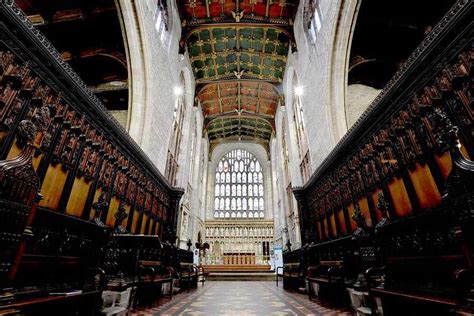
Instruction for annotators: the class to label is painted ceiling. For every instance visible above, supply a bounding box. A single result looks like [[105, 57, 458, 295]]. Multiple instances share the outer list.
[[198, 81, 280, 120], [186, 25, 290, 83], [178, 0, 298, 147], [179, 0, 297, 26]]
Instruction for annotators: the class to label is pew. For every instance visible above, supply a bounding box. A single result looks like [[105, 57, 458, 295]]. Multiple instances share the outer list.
[[108, 235, 173, 306], [282, 247, 306, 291], [0, 3, 191, 314], [283, 262, 301, 291], [178, 263, 198, 292], [306, 236, 355, 304], [0, 109, 109, 315], [368, 208, 473, 315]]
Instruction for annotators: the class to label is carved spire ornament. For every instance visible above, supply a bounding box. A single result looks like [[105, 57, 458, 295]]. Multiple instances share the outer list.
[[113, 200, 128, 234], [375, 192, 390, 233], [352, 204, 370, 239], [92, 192, 108, 227]]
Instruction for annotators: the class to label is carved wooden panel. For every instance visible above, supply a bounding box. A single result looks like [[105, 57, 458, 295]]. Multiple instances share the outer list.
[[0, 21, 180, 241], [296, 44, 473, 244]]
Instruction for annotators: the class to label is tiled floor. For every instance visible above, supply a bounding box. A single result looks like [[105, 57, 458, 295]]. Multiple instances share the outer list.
[[130, 281, 355, 316]]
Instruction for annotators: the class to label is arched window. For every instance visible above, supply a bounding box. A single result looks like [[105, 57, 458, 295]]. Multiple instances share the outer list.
[[165, 73, 186, 185], [292, 75, 311, 182], [214, 149, 265, 219], [154, 0, 169, 42], [304, 0, 322, 44]]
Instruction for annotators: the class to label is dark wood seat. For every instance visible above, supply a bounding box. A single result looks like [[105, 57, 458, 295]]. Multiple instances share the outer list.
[[367, 209, 474, 315], [196, 265, 207, 287], [178, 262, 198, 291], [307, 260, 346, 299], [138, 260, 173, 300], [282, 262, 301, 290]]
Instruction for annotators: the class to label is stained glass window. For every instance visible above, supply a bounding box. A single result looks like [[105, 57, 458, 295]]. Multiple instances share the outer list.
[[213, 149, 265, 219]]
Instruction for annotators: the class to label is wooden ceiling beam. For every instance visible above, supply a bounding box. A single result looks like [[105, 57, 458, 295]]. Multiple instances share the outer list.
[[26, 6, 116, 26]]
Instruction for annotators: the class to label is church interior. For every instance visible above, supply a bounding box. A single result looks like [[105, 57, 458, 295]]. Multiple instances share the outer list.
[[0, 0, 472, 315]]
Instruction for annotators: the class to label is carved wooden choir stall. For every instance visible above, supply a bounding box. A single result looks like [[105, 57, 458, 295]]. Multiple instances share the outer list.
[[0, 2, 193, 315], [283, 1, 473, 315]]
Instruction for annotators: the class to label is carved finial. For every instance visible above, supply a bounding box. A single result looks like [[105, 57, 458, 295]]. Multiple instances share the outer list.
[[375, 192, 390, 232], [33, 106, 51, 132], [114, 200, 128, 234], [16, 120, 37, 147], [352, 204, 365, 227], [187, 239, 193, 251], [433, 109, 474, 202], [433, 107, 459, 153], [92, 192, 108, 227], [352, 204, 369, 239], [285, 238, 292, 252]]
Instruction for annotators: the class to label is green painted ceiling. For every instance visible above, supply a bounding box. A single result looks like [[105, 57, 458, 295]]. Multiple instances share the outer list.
[[178, 0, 298, 147], [186, 25, 290, 84]]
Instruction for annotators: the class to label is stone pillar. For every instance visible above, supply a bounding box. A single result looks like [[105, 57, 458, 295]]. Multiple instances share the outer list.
[[292, 186, 307, 246], [169, 187, 185, 245]]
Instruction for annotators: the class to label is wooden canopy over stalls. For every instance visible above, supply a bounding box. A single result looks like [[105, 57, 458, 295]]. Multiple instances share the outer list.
[[0, 0, 183, 242], [0, 2, 195, 313]]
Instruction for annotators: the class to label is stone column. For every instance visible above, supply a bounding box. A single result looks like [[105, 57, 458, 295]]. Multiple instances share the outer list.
[[169, 187, 185, 245], [292, 186, 307, 246]]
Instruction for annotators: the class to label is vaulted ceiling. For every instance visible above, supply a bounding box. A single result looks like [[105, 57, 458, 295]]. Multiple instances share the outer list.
[[199, 80, 280, 146], [178, 0, 298, 149]]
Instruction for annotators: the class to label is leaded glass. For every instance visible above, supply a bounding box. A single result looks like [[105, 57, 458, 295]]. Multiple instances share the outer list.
[[213, 149, 265, 218]]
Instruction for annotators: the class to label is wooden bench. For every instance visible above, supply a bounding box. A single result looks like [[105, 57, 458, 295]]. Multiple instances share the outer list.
[[138, 260, 173, 304], [367, 209, 474, 315], [307, 260, 346, 300], [283, 262, 301, 290], [104, 235, 174, 307], [276, 266, 284, 286], [178, 262, 198, 292], [196, 265, 207, 286]]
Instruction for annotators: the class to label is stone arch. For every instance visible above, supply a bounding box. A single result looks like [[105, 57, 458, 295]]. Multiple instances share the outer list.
[[116, 0, 147, 142], [328, 0, 362, 141]]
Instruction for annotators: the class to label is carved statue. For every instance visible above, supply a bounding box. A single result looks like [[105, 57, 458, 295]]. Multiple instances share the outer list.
[[113, 201, 128, 234], [91, 192, 108, 227]]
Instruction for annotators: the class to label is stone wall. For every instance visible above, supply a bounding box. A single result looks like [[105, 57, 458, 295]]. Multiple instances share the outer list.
[[118, 0, 208, 248], [346, 84, 381, 127], [271, 0, 361, 249], [118, 0, 195, 174]]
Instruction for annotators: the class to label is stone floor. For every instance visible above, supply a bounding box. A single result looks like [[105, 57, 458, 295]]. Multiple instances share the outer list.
[[130, 281, 355, 316]]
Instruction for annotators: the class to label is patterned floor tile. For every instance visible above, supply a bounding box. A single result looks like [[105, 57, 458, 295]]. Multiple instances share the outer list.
[[129, 281, 355, 316]]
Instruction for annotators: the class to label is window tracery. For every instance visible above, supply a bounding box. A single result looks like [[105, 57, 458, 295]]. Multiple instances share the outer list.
[[292, 77, 311, 182], [154, 0, 169, 42], [304, 0, 322, 44], [214, 149, 265, 219], [165, 73, 185, 185]]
